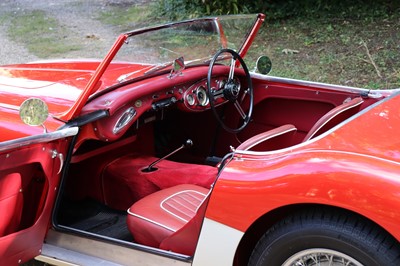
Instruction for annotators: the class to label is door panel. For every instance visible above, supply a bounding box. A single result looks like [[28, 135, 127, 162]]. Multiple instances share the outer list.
[[0, 127, 78, 265]]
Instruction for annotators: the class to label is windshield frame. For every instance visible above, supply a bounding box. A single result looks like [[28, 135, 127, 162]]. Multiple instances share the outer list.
[[55, 13, 265, 122]]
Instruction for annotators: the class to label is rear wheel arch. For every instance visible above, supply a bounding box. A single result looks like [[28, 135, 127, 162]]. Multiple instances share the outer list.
[[233, 204, 400, 265]]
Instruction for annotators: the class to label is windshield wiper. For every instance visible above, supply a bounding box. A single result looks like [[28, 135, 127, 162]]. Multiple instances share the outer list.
[[117, 68, 152, 83], [185, 56, 213, 66], [144, 61, 174, 75]]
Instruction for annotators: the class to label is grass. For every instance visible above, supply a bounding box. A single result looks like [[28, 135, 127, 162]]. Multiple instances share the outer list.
[[6, 10, 81, 58], [97, 3, 155, 31], [244, 14, 400, 89]]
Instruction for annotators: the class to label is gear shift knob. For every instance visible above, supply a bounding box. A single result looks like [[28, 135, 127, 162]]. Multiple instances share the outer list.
[[184, 139, 193, 148]]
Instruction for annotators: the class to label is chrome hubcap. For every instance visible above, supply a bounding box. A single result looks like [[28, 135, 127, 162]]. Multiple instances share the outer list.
[[283, 248, 364, 266]]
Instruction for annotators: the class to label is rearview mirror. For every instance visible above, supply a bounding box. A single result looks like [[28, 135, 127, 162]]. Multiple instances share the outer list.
[[169, 57, 185, 79], [256, 55, 272, 75], [19, 98, 49, 128]]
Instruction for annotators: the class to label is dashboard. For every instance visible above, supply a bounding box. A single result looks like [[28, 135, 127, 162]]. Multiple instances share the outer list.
[[91, 74, 240, 142]]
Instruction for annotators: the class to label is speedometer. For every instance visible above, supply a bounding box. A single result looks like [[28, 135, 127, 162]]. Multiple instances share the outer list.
[[196, 86, 209, 106]]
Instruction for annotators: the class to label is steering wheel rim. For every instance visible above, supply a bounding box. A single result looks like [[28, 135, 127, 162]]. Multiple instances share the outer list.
[[207, 48, 253, 133]]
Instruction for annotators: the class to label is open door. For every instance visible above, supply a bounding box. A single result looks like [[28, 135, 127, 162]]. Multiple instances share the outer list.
[[0, 127, 78, 265]]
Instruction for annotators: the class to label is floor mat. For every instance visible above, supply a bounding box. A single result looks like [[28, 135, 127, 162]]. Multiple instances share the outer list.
[[59, 199, 133, 242]]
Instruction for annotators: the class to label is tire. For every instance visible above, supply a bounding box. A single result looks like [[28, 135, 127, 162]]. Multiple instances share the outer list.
[[248, 208, 400, 266]]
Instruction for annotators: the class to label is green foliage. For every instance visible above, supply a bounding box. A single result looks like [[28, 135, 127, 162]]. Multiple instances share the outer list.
[[155, 0, 247, 20], [155, 0, 400, 21], [254, 0, 399, 20], [7, 10, 81, 57]]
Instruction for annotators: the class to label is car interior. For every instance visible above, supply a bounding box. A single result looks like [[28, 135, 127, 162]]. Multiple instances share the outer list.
[[51, 63, 382, 257]]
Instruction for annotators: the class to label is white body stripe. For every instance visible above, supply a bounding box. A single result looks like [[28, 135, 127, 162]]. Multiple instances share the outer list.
[[193, 218, 244, 266]]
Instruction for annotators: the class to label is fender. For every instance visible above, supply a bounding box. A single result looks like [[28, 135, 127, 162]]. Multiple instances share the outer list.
[[206, 149, 400, 239]]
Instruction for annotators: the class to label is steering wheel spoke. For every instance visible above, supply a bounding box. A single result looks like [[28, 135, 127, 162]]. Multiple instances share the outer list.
[[228, 57, 236, 80], [240, 88, 250, 103], [234, 100, 247, 119], [207, 48, 253, 133]]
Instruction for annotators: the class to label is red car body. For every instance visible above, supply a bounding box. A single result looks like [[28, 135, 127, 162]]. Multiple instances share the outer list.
[[0, 14, 400, 265]]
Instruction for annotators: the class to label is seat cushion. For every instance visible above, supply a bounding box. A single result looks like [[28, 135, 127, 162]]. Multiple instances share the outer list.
[[103, 154, 216, 210], [127, 184, 209, 250]]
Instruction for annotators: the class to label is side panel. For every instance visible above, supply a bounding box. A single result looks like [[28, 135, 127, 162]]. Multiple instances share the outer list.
[[0, 128, 77, 265], [192, 218, 243, 266]]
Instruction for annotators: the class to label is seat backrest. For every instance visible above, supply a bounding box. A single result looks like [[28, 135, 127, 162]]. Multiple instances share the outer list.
[[303, 97, 364, 142], [236, 124, 297, 151], [159, 190, 210, 256]]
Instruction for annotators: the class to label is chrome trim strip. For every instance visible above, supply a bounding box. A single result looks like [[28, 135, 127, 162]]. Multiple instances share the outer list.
[[0, 127, 78, 152], [251, 73, 400, 96], [0, 102, 20, 111]]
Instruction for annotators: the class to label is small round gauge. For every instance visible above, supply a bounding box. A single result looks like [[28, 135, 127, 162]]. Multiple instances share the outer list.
[[196, 86, 209, 106], [186, 93, 195, 106]]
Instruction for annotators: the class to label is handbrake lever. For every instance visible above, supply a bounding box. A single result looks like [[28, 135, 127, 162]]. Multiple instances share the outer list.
[[143, 139, 193, 172]]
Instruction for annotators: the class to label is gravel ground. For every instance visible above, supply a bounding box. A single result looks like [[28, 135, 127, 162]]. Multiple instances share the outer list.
[[0, 0, 142, 65]]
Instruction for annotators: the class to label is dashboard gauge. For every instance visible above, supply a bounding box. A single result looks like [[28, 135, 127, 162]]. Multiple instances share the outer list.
[[196, 86, 209, 106], [186, 93, 195, 106]]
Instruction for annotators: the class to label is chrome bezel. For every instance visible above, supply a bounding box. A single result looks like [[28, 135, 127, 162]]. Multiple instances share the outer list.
[[196, 86, 209, 106], [113, 107, 136, 134], [186, 93, 195, 106]]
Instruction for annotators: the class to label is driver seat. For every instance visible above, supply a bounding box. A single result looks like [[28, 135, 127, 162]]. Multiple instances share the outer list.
[[126, 184, 210, 255]]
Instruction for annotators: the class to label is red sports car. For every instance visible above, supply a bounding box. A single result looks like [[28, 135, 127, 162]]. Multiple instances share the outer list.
[[1, 14, 400, 266]]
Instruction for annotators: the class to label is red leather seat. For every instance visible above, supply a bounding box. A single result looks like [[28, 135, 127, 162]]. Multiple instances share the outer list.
[[303, 97, 364, 141], [236, 124, 297, 151], [127, 184, 210, 255]]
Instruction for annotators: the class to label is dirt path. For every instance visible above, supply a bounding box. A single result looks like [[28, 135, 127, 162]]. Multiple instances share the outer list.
[[0, 0, 139, 65]]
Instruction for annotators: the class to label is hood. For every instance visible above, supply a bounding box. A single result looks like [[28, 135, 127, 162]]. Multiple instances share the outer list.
[[0, 59, 152, 114], [0, 60, 100, 113], [0, 59, 150, 141]]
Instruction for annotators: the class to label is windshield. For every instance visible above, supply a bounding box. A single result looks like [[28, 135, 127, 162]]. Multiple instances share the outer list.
[[111, 14, 258, 70], [57, 14, 264, 121]]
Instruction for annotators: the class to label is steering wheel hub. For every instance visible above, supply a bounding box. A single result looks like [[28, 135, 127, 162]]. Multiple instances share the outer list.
[[223, 79, 240, 102]]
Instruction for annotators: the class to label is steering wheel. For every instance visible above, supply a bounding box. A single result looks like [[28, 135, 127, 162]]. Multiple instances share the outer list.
[[207, 48, 253, 133]]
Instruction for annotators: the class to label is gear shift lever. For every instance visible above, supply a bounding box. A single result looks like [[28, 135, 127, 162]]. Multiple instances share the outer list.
[[143, 139, 193, 172]]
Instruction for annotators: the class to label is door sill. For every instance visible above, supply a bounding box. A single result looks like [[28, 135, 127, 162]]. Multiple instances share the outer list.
[[40, 229, 191, 266]]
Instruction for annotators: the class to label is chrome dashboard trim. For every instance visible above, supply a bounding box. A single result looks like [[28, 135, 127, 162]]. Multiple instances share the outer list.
[[0, 127, 78, 152], [112, 107, 136, 134]]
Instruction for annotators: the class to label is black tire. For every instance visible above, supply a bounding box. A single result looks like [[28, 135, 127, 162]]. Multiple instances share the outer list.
[[248, 208, 400, 266]]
